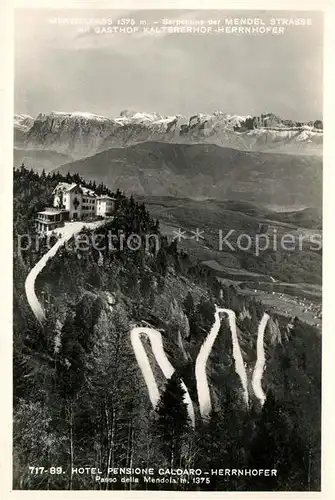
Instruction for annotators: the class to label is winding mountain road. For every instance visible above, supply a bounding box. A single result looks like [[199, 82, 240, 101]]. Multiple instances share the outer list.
[[251, 313, 270, 406], [130, 327, 195, 427], [25, 237, 65, 322], [25, 222, 270, 424], [25, 221, 104, 323], [195, 306, 249, 420]]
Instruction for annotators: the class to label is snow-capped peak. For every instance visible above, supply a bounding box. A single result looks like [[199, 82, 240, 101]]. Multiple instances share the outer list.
[[14, 113, 34, 131], [14, 109, 323, 158], [36, 111, 111, 123]]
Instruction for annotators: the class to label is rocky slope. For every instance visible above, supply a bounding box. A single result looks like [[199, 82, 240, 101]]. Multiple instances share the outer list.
[[14, 110, 323, 159], [14, 113, 34, 132], [14, 113, 35, 147]]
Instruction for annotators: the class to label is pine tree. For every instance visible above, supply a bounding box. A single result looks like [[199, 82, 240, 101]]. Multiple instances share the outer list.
[[247, 389, 308, 490], [183, 292, 194, 317], [154, 374, 192, 469]]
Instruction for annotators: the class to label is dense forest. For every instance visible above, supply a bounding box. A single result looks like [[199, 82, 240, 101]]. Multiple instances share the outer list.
[[13, 166, 321, 491]]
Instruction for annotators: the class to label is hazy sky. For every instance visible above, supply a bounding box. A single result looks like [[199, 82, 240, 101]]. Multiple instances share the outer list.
[[14, 9, 323, 121]]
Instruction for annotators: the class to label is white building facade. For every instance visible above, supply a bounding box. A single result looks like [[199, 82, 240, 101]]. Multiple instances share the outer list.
[[96, 196, 116, 217], [53, 183, 83, 220], [52, 182, 116, 220], [81, 187, 97, 218]]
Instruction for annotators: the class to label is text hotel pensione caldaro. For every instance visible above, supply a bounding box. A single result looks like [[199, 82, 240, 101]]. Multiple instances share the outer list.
[[28, 466, 278, 486], [69, 467, 278, 476]]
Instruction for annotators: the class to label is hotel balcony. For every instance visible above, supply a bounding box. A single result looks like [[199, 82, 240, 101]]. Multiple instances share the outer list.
[[35, 208, 69, 233]]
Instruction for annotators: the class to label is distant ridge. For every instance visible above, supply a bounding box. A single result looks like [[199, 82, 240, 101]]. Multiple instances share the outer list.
[[54, 141, 322, 209], [14, 110, 323, 159]]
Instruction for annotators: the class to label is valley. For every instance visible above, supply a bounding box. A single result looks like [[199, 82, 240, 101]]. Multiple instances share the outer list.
[[141, 196, 322, 329]]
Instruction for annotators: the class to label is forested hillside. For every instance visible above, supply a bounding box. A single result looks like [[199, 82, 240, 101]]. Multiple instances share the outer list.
[[13, 167, 321, 491]]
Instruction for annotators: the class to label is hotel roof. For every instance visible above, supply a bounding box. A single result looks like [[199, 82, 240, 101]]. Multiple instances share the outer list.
[[52, 182, 81, 194], [37, 208, 68, 216], [81, 186, 97, 197], [97, 195, 116, 200]]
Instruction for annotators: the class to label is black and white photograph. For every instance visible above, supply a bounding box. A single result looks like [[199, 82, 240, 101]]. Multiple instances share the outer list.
[[11, 3, 324, 492]]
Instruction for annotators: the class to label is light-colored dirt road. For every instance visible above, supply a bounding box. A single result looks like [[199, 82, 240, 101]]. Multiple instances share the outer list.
[[251, 313, 270, 407], [195, 306, 249, 420], [130, 326, 195, 427], [25, 221, 105, 323]]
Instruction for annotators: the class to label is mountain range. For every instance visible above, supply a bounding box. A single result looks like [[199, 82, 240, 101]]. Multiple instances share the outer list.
[[14, 110, 323, 172]]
